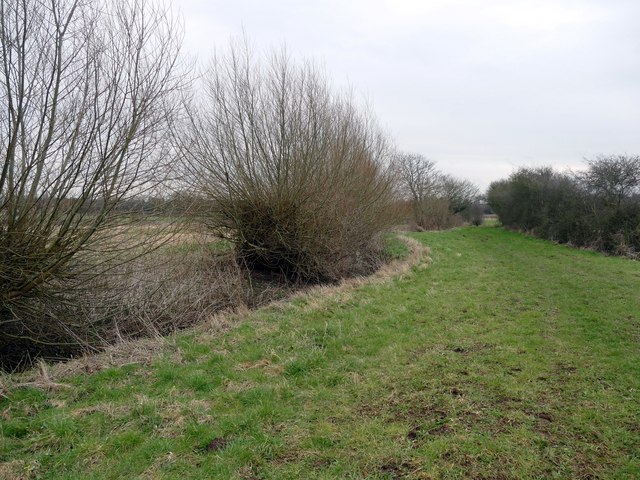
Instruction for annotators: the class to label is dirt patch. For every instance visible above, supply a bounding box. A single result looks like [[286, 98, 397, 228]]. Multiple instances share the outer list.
[[0, 460, 35, 480], [448, 342, 492, 355], [376, 459, 433, 479], [523, 409, 556, 438], [448, 387, 464, 397], [224, 379, 257, 393], [407, 425, 421, 441], [407, 421, 453, 446], [236, 358, 283, 377], [70, 402, 132, 419], [312, 458, 332, 469], [535, 412, 554, 423], [204, 437, 229, 452], [379, 460, 414, 479]]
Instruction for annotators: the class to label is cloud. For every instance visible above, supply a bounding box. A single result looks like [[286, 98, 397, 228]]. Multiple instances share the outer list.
[[178, 0, 640, 190]]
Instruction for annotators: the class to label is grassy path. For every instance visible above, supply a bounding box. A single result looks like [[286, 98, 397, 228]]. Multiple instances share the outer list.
[[1, 227, 639, 479]]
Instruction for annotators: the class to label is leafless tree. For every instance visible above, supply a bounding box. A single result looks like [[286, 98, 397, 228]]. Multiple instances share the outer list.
[[395, 153, 440, 205], [177, 42, 397, 282], [394, 152, 479, 228], [1, 0, 184, 364], [580, 155, 640, 207]]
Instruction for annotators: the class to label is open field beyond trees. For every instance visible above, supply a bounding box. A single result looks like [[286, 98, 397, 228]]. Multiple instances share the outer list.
[[1, 227, 639, 479]]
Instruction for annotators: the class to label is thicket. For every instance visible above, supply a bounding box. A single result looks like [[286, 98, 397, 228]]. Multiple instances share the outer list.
[[487, 156, 640, 257], [395, 153, 480, 230], [178, 44, 398, 283], [0, 0, 188, 368]]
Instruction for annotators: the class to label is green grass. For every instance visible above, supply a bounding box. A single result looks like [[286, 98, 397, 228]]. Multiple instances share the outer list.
[[383, 232, 410, 260], [1, 227, 638, 479]]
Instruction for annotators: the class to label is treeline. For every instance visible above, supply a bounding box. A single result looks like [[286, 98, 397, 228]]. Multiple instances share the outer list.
[[488, 156, 640, 257]]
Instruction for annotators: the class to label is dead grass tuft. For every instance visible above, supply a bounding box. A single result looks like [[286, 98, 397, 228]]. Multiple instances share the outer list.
[[0, 460, 39, 480]]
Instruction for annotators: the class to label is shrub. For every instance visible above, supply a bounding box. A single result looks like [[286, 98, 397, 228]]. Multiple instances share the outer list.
[[0, 0, 184, 368], [178, 44, 397, 282], [488, 157, 640, 257], [0, 243, 253, 370], [466, 202, 485, 226]]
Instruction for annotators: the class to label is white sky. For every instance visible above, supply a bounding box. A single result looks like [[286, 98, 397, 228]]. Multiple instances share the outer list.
[[177, 0, 640, 190]]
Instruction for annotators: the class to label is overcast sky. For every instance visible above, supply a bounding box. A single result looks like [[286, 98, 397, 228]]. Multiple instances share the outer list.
[[178, 0, 640, 190]]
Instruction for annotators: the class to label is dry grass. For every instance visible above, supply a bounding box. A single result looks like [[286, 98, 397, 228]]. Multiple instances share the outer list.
[[1, 235, 426, 391]]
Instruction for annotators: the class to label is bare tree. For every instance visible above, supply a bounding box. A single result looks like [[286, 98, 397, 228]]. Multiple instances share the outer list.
[[395, 153, 440, 205], [177, 42, 397, 282], [580, 155, 640, 207], [1, 0, 184, 363], [394, 152, 479, 228]]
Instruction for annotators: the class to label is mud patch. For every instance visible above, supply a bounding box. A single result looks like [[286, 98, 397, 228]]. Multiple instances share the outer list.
[[407, 421, 453, 446], [204, 436, 229, 452], [378, 460, 415, 479]]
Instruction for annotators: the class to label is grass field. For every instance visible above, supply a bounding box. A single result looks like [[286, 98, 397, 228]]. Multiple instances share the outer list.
[[1, 227, 638, 479]]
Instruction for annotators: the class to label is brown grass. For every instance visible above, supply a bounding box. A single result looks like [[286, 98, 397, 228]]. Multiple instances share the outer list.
[[1, 235, 428, 391]]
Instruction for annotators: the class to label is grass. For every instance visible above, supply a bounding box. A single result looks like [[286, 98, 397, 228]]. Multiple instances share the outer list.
[[383, 232, 410, 261], [159, 238, 233, 256], [1, 227, 638, 479]]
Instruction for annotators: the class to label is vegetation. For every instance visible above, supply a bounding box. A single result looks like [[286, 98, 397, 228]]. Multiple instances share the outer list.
[[395, 153, 480, 230], [178, 43, 398, 283], [0, 0, 487, 369], [1, 4, 637, 478], [488, 156, 640, 257], [1, 4, 402, 367], [1, 227, 638, 479], [0, 0, 184, 366]]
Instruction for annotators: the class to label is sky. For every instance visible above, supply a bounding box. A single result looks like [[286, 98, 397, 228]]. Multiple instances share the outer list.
[[177, 0, 640, 190]]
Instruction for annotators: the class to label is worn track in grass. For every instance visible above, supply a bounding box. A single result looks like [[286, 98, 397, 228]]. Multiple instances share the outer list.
[[1, 227, 638, 479]]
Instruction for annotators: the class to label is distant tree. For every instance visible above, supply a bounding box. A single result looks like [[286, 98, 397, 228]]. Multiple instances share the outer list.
[[395, 153, 440, 205], [437, 175, 480, 214], [580, 155, 640, 207], [488, 161, 640, 256], [394, 153, 440, 226], [466, 202, 485, 226], [394, 153, 479, 229]]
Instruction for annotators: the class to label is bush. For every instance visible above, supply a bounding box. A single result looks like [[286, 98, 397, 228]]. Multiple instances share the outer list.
[[0, 0, 184, 368], [408, 197, 462, 230], [488, 157, 640, 257], [466, 203, 485, 226], [178, 44, 397, 282], [0, 243, 253, 370]]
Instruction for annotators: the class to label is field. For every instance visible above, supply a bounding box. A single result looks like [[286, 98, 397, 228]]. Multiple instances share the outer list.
[[1, 227, 638, 479]]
